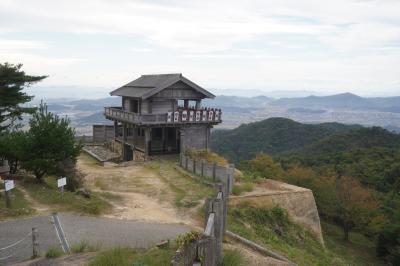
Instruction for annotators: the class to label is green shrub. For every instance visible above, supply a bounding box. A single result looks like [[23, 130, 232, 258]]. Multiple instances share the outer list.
[[232, 183, 254, 196], [45, 246, 63, 258]]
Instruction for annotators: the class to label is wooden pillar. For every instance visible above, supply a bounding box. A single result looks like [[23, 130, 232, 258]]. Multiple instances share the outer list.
[[122, 122, 127, 161], [144, 127, 151, 157], [113, 120, 118, 139], [195, 100, 201, 110], [162, 127, 166, 152], [184, 99, 189, 108]]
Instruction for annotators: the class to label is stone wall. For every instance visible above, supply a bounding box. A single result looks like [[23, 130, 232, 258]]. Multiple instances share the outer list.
[[229, 185, 324, 244]]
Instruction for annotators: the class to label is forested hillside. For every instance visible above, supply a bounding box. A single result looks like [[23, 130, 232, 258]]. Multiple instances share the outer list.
[[210, 117, 361, 162], [211, 117, 400, 265]]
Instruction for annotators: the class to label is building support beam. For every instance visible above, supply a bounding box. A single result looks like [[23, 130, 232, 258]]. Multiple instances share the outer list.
[[122, 122, 127, 161], [144, 127, 151, 157], [114, 120, 118, 140]]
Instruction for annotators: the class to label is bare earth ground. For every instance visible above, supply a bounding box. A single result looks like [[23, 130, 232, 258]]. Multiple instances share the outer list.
[[77, 154, 189, 225]]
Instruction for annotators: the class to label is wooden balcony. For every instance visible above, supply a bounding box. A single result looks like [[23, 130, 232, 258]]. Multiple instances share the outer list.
[[104, 107, 222, 125]]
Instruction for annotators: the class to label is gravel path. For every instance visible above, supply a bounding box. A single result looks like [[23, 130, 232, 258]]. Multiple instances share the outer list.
[[0, 213, 189, 265]]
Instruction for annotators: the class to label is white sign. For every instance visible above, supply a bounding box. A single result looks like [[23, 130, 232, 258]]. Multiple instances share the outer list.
[[174, 111, 179, 122], [57, 177, 67, 188], [167, 112, 172, 123], [202, 110, 207, 121], [182, 110, 188, 122], [195, 111, 201, 122], [189, 111, 194, 122], [5, 180, 14, 191]]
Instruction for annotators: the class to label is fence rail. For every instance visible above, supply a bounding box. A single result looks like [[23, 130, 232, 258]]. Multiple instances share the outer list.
[[180, 154, 234, 193], [104, 107, 222, 125], [171, 157, 230, 266]]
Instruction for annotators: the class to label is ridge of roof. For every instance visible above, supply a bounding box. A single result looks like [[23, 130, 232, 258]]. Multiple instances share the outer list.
[[110, 73, 215, 99]]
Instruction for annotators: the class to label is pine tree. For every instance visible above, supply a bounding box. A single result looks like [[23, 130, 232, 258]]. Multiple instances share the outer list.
[[0, 62, 46, 131]]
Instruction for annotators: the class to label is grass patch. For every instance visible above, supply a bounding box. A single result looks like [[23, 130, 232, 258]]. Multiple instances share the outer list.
[[221, 249, 246, 266], [228, 205, 385, 266], [146, 160, 214, 209], [89, 246, 175, 266], [0, 188, 35, 220], [79, 152, 100, 167], [70, 240, 100, 253], [232, 182, 254, 196], [45, 246, 64, 258], [185, 149, 228, 166], [21, 176, 112, 215]]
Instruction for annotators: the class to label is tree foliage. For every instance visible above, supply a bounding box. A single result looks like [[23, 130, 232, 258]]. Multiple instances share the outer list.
[[335, 176, 378, 241], [0, 131, 27, 173], [0, 62, 46, 131], [22, 102, 82, 180]]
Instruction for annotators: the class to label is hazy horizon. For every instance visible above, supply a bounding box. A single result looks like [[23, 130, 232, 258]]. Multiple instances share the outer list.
[[2, 0, 400, 98]]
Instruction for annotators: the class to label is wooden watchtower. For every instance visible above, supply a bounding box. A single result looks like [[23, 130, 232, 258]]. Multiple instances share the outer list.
[[104, 74, 222, 161]]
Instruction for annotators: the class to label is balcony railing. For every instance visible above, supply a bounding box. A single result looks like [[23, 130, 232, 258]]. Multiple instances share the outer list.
[[104, 107, 222, 125]]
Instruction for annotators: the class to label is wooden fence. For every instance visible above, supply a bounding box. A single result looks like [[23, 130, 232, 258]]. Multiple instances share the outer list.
[[179, 154, 234, 193], [170, 182, 228, 266]]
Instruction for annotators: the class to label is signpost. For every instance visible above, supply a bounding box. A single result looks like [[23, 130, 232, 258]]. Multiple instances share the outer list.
[[4, 180, 14, 208], [57, 177, 67, 199]]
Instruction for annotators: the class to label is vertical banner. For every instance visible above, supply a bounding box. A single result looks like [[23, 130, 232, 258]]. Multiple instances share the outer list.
[[174, 111, 179, 122], [215, 110, 220, 121], [202, 110, 207, 121], [208, 110, 214, 121], [167, 112, 172, 122], [182, 110, 188, 122], [189, 111, 194, 122], [195, 111, 201, 122]]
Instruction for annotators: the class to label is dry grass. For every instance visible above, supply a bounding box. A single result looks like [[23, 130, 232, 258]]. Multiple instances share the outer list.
[[185, 149, 228, 166]]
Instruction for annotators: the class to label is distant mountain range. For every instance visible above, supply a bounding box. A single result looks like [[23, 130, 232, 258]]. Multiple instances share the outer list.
[[41, 92, 400, 135], [271, 93, 400, 112]]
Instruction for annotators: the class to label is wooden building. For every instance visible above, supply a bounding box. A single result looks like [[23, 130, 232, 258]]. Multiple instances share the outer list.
[[104, 73, 222, 161]]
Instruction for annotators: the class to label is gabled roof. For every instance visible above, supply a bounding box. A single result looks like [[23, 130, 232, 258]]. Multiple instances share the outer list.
[[110, 73, 215, 99]]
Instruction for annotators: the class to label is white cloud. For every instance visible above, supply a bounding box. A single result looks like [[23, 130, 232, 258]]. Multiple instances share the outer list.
[[0, 39, 47, 50], [0, 0, 399, 96]]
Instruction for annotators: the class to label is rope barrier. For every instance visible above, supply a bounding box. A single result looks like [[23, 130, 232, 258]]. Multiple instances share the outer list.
[[0, 231, 32, 251], [0, 241, 31, 261]]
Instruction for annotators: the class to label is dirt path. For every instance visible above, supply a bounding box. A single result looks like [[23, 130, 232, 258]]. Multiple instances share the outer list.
[[17, 185, 51, 214], [77, 154, 193, 225]]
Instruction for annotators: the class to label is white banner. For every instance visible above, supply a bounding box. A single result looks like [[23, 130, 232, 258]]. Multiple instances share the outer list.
[[167, 112, 172, 123], [5, 180, 14, 191], [57, 177, 67, 188]]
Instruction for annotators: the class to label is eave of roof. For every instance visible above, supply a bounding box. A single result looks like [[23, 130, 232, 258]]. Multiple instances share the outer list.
[[110, 74, 215, 99]]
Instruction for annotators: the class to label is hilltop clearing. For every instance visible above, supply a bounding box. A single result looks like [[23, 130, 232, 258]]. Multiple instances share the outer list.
[[77, 153, 214, 226]]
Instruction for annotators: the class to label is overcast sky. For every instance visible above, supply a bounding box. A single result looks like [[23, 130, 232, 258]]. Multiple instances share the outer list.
[[1, 0, 400, 98]]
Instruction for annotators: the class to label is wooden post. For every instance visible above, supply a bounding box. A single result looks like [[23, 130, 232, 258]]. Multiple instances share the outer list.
[[213, 197, 223, 263], [5, 189, 11, 208], [212, 162, 217, 181], [201, 159, 205, 176], [113, 120, 118, 139], [144, 128, 151, 158], [185, 156, 189, 170], [32, 227, 39, 258]]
